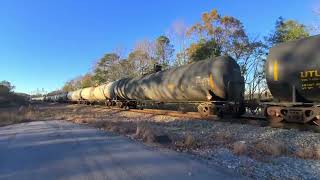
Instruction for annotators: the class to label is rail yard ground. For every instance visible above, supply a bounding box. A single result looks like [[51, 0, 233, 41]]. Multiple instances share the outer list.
[[1, 103, 320, 179]]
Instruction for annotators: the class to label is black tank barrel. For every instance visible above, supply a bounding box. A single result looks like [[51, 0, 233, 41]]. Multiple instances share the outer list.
[[113, 56, 244, 103], [266, 35, 320, 103]]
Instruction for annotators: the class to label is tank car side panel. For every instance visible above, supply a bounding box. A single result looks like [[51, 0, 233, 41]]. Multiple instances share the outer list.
[[71, 89, 82, 101], [67, 92, 73, 101], [114, 79, 131, 100], [93, 84, 106, 101], [103, 81, 117, 99], [266, 35, 320, 103], [81, 87, 95, 101]]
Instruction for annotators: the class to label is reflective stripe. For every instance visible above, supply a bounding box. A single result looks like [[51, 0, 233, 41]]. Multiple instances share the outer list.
[[273, 60, 279, 81], [167, 84, 175, 90], [209, 73, 215, 89]]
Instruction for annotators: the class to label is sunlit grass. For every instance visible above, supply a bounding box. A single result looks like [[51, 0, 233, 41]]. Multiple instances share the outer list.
[[0, 106, 40, 127]]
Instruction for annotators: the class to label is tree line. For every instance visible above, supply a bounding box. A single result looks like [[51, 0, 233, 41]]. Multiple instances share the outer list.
[[61, 9, 310, 99]]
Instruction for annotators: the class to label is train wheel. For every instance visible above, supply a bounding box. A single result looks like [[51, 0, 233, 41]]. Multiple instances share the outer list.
[[250, 108, 259, 115], [264, 106, 284, 123], [197, 103, 211, 118], [116, 102, 122, 108]]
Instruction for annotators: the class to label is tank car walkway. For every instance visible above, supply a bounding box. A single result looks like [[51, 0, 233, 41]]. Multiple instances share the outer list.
[[0, 120, 245, 180]]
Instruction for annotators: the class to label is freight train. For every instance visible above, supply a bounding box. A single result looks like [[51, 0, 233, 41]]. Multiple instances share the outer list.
[[44, 56, 246, 117], [40, 35, 320, 125]]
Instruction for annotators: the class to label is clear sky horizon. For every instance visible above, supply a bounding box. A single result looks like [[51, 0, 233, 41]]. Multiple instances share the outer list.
[[0, 0, 319, 94]]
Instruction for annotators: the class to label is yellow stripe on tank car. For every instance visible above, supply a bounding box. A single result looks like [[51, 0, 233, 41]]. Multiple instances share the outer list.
[[273, 60, 279, 81], [209, 73, 215, 89], [167, 84, 175, 90]]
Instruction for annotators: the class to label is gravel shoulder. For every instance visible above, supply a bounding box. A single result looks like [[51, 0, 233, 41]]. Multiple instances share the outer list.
[[0, 120, 244, 180]]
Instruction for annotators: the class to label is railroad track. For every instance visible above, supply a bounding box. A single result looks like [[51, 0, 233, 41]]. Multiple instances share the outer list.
[[101, 106, 320, 133], [47, 102, 320, 133]]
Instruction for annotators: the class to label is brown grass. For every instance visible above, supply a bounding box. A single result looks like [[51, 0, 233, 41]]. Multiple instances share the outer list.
[[184, 133, 196, 147], [133, 122, 171, 144], [135, 122, 158, 143], [255, 141, 287, 156], [295, 145, 320, 159], [0, 105, 40, 127], [233, 141, 248, 155]]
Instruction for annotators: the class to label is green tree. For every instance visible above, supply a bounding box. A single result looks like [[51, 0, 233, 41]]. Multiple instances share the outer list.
[[188, 9, 268, 99], [155, 35, 174, 68], [92, 53, 120, 84], [187, 9, 260, 60], [115, 59, 136, 78], [267, 17, 310, 45], [0, 80, 15, 92], [186, 39, 221, 62]]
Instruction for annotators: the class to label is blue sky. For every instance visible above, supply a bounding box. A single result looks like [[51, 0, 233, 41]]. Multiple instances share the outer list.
[[0, 0, 319, 94]]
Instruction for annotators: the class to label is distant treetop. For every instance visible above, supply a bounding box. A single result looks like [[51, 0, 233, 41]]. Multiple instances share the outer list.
[[267, 17, 310, 46]]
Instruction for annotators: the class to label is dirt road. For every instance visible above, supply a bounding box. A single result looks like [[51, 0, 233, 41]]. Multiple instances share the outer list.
[[0, 120, 244, 180]]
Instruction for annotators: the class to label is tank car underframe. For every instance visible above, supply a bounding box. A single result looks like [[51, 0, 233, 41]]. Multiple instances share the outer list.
[[103, 99, 245, 118], [264, 103, 320, 124]]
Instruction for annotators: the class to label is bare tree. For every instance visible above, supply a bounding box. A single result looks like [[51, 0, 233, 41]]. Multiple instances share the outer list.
[[133, 39, 156, 58], [168, 20, 189, 66], [126, 39, 157, 75]]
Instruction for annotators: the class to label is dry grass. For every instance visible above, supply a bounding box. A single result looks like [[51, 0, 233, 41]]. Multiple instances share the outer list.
[[233, 141, 248, 155], [295, 145, 320, 159], [0, 105, 40, 127], [133, 122, 171, 144], [184, 133, 196, 147], [255, 141, 287, 156]]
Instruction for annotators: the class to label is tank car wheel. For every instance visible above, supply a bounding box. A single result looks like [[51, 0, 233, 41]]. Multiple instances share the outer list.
[[106, 101, 111, 106], [250, 108, 259, 115], [138, 104, 144, 110], [264, 106, 284, 124], [197, 104, 211, 118], [116, 102, 124, 108], [124, 106, 130, 110], [217, 110, 224, 118], [265, 113, 284, 128]]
